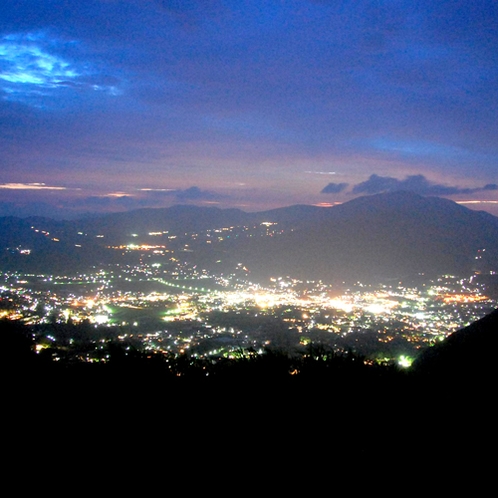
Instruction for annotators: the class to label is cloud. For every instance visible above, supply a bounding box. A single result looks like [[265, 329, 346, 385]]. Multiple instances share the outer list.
[[54, 186, 227, 215], [139, 185, 226, 202], [351, 174, 497, 196], [321, 182, 349, 194], [0, 31, 122, 106], [352, 174, 402, 194], [52, 191, 166, 215], [174, 186, 226, 202], [1, 1, 497, 210], [0, 182, 76, 190], [139, 188, 176, 193], [483, 184, 498, 191]]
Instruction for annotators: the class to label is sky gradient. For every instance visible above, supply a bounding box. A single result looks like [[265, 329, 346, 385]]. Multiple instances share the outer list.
[[1, 0, 497, 218]]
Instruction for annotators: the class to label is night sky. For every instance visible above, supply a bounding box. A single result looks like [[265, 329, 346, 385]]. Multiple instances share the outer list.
[[1, 0, 497, 218]]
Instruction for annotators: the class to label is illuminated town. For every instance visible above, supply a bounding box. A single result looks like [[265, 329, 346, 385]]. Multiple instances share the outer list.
[[1, 220, 496, 368]]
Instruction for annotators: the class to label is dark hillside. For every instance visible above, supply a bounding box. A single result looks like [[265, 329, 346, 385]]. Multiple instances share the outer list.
[[75, 205, 254, 241], [412, 308, 498, 380]]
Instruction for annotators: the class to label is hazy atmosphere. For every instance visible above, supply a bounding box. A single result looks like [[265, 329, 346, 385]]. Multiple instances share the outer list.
[[1, 0, 497, 218], [2, 3, 498, 460]]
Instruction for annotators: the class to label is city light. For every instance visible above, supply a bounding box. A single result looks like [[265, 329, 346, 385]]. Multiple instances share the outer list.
[[1, 219, 496, 365], [398, 355, 414, 368]]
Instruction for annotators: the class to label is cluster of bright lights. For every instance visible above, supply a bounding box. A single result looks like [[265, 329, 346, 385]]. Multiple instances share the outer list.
[[442, 294, 489, 304], [109, 244, 167, 251], [2, 261, 497, 367]]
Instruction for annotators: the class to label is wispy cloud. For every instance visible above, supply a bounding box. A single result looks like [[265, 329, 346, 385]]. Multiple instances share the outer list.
[[0, 31, 122, 105], [0, 34, 76, 85], [457, 200, 498, 205], [0, 182, 78, 190], [305, 171, 337, 175]]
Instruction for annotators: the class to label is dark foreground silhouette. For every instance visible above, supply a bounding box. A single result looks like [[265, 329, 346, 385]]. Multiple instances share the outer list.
[[3, 311, 497, 463]]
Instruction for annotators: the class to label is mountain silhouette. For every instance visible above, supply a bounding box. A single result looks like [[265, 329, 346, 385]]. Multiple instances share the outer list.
[[1, 192, 497, 281], [236, 191, 498, 282]]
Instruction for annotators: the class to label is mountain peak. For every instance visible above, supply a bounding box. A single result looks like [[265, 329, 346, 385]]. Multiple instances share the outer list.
[[338, 190, 466, 212], [1, 192, 497, 283]]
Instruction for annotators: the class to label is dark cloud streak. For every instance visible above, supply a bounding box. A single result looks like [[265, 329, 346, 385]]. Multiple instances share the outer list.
[[351, 174, 498, 196], [321, 183, 349, 194]]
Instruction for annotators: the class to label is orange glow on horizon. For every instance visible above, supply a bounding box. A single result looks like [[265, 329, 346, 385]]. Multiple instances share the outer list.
[[312, 202, 343, 208]]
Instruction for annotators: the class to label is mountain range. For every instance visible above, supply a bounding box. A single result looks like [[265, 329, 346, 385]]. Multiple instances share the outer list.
[[1, 191, 498, 283]]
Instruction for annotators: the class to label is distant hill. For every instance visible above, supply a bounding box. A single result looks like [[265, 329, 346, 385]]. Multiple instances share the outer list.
[[234, 191, 498, 282], [412, 308, 498, 380], [1, 192, 497, 281], [75, 205, 255, 239]]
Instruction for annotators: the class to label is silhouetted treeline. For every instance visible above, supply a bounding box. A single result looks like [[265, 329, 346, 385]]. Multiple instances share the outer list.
[[4, 315, 497, 465], [1, 318, 406, 388], [2, 316, 496, 384], [3, 314, 497, 415]]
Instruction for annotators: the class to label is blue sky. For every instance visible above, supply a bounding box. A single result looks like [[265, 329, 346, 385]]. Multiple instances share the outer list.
[[1, 0, 497, 217]]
